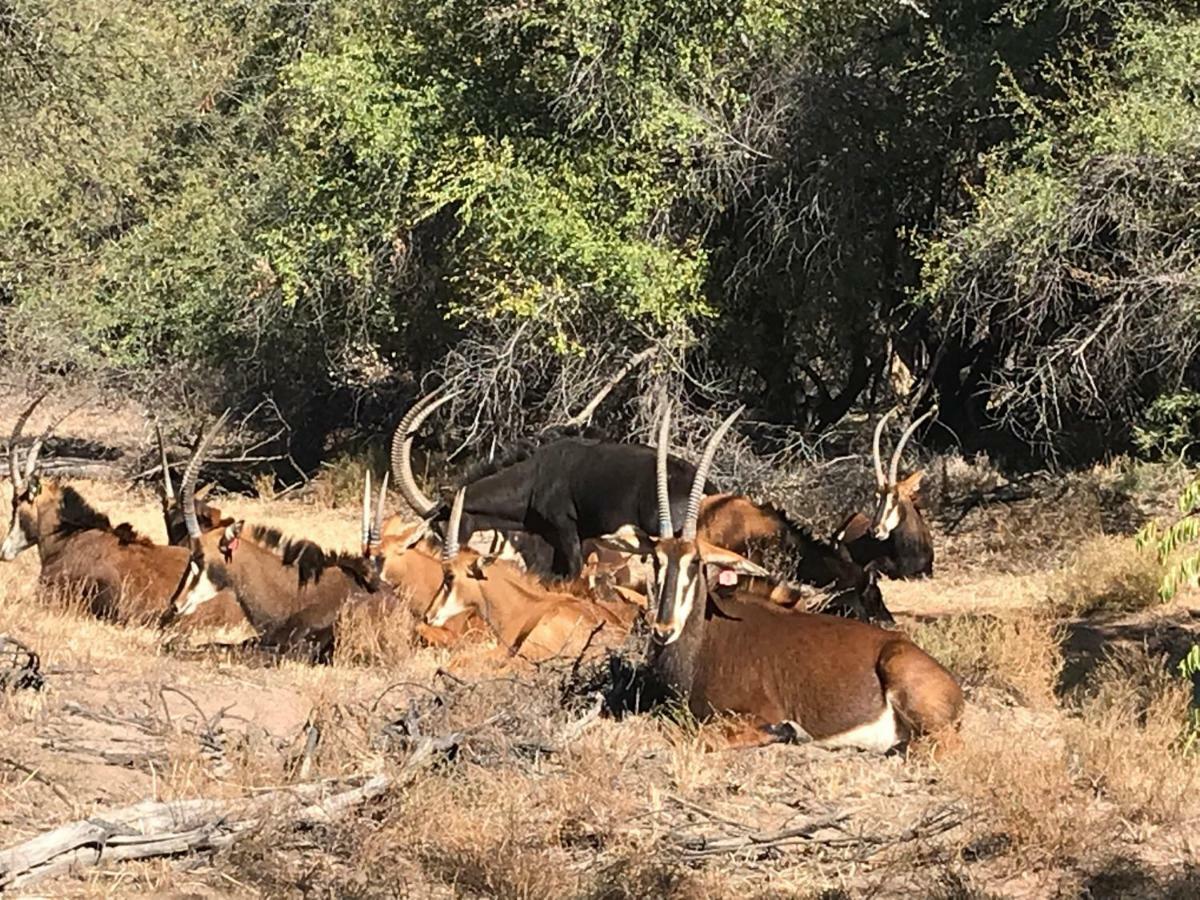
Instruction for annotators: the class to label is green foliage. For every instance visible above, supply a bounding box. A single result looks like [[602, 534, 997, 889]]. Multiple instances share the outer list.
[[3, 0, 1199, 462], [1136, 475, 1200, 600], [1134, 392, 1200, 459], [1177, 644, 1200, 751]]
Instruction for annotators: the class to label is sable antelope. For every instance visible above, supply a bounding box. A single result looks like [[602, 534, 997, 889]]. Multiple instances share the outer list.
[[163, 415, 392, 663], [696, 493, 891, 623], [645, 406, 963, 752], [1, 396, 194, 625], [390, 387, 715, 578], [837, 408, 936, 579], [422, 489, 637, 662]]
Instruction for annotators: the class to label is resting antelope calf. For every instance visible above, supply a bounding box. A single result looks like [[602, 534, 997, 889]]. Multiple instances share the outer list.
[[1, 396, 194, 625], [837, 408, 936, 579], [645, 406, 963, 753], [162, 414, 393, 662], [418, 490, 639, 663]]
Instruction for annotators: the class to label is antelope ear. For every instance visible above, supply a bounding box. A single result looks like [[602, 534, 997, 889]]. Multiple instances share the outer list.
[[696, 539, 770, 577], [467, 557, 489, 579], [897, 470, 925, 496]]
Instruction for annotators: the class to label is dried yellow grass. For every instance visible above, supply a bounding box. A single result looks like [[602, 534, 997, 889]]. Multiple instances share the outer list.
[[1049, 534, 1164, 616], [910, 610, 1065, 709]]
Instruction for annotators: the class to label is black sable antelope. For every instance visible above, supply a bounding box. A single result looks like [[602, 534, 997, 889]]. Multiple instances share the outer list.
[[837, 407, 936, 579], [644, 406, 963, 753], [161, 414, 392, 662], [390, 387, 715, 579], [1, 395, 193, 625]]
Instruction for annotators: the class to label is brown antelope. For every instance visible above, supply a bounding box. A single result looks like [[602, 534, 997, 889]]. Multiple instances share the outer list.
[[420, 490, 638, 663], [837, 407, 936, 579], [645, 405, 963, 753], [162, 414, 393, 662], [696, 493, 891, 622], [1, 396, 196, 625]]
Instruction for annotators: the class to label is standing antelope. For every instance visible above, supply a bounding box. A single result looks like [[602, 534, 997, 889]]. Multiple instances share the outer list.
[[162, 414, 392, 662], [644, 406, 963, 752], [1, 396, 194, 625], [837, 408, 936, 579], [390, 387, 715, 578]]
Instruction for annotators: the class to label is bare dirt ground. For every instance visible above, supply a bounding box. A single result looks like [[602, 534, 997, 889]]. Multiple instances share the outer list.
[[2, 404, 1200, 898]]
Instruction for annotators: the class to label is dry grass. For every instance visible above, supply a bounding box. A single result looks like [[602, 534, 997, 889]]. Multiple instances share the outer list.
[[911, 610, 1065, 709], [2, 450, 1200, 896], [1049, 534, 1164, 617]]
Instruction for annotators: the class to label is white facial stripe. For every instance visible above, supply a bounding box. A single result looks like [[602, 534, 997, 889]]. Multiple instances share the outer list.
[[427, 581, 464, 626], [177, 567, 221, 617], [0, 517, 31, 561], [654, 550, 699, 643]]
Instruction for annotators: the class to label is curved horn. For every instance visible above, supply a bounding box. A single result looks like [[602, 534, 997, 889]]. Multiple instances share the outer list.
[[443, 487, 466, 562], [371, 471, 389, 546], [8, 392, 47, 491], [390, 388, 458, 516], [361, 469, 372, 551], [180, 410, 230, 551], [155, 423, 176, 506], [872, 407, 899, 487], [655, 406, 674, 539], [888, 406, 937, 485], [682, 406, 744, 540]]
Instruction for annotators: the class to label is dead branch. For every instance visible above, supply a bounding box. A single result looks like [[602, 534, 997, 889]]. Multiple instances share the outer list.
[[673, 812, 850, 858], [560, 346, 656, 428], [0, 635, 42, 692], [0, 757, 75, 811], [0, 775, 392, 890]]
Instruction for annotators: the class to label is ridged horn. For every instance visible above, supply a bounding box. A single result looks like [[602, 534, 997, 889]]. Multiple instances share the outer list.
[[655, 405, 674, 539], [443, 487, 466, 562], [872, 407, 899, 488], [8, 392, 48, 491], [372, 471, 389, 547], [181, 410, 230, 552], [888, 406, 937, 485], [361, 469, 372, 551], [681, 407, 743, 540], [390, 388, 458, 516], [155, 423, 176, 508]]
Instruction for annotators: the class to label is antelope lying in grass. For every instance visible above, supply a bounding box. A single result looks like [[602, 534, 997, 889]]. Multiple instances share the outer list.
[[837, 407, 936, 579], [0, 395, 195, 625], [162, 414, 393, 662], [366, 480, 642, 654], [419, 489, 636, 662], [645, 406, 963, 753]]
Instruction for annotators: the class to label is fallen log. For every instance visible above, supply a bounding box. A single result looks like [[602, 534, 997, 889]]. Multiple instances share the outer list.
[[0, 774, 390, 890]]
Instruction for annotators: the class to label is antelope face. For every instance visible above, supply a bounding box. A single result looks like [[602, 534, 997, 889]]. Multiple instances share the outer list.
[[423, 564, 464, 627], [870, 487, 903, 540], [651, 538, 768, 645], [166, 559, 229, 622], [1, 477, 43, 561], [651, 538, 704, 645], [871, 470, 924, 540]]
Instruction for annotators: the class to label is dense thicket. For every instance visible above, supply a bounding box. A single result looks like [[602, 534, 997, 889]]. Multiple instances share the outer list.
[[2, 0, 1198, 465]]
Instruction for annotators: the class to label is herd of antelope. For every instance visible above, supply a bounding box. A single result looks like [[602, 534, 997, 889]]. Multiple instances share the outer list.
[[2, 391, 962, 753]]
